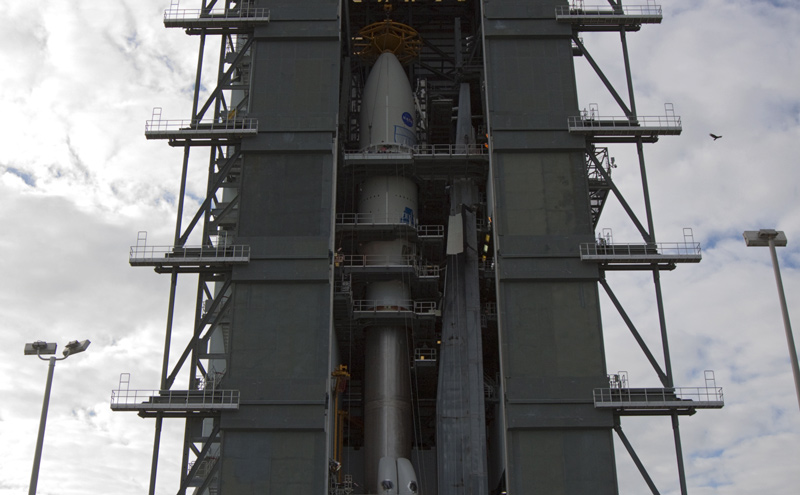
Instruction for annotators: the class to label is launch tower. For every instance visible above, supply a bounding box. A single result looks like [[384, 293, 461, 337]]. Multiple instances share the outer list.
[[114, 1, 724, 494]]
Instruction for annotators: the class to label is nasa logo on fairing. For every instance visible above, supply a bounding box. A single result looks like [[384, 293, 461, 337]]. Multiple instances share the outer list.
[[402, 112, 413, 127]]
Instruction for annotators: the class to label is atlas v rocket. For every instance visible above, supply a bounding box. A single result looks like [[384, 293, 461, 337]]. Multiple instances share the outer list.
[[359, 50, 420, 495]]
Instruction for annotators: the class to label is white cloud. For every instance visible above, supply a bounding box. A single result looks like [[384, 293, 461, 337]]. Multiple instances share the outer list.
[[0, 1, 197, 493]]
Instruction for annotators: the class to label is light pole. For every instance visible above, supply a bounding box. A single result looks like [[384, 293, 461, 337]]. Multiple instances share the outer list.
[[23, 339, 91, 495], [743, 229, 800, 411]]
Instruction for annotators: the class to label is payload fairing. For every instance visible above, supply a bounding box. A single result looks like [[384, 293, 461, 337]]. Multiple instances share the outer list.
[[360, 51, 418, 152]]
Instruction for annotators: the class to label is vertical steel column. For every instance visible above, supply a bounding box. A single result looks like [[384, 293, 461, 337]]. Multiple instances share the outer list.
[[671, 414, 688, 495], [148, 418, 162, 495], [150, 270, 179, 495], [656, 269, 689, 495], [621, 10, 688, 494], [149, 19, 208, 491]]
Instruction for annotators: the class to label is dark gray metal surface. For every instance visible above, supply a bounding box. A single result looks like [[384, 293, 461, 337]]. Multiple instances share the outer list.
[[437, 181, 488, 495], [482, 1, 619, 493], [214, 0, 341, 492]]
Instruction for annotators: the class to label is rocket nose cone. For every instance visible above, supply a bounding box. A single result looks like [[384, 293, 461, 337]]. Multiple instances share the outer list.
[[374, 51, 402, 68], [360, 52, 416, 151]]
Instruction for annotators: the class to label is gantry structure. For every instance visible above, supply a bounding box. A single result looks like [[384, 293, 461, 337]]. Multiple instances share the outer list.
[[112, 1, 723, 494]]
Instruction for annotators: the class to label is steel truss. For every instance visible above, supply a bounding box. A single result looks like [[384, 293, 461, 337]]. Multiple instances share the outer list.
[[567, 2, 722, 495], [135, 1, 264, 493]]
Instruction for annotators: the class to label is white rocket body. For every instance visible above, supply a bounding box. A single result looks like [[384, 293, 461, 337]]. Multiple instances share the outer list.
[[359, 52, 417, 151], [359, 50, 419, 492], [359, 176, 418, 225]]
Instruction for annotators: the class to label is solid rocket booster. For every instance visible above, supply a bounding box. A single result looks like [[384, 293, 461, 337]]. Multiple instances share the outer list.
[[360, 52, 417, 150]]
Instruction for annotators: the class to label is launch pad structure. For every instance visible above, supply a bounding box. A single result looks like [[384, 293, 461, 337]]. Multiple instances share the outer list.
[[113, 1, 725, 494]]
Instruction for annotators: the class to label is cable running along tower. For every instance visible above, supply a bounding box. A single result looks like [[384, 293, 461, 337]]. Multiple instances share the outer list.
[[114, 1, 724, 494]]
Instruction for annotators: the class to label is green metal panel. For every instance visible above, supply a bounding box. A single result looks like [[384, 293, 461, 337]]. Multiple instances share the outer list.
[[216, 2, 341, 492], [500, 281, 606, 385], [507, 429, 618, 495], [493, 152, 589, 237], [219, 430, 327, 493], [483, 1, 619, 493], [485, 39, 579, 132], [225, 282, 332, 400], [237, 154, 334, 238], [251, 41, 340, 132]]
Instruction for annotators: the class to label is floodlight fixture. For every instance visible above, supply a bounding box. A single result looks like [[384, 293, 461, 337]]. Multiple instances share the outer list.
[[24, 341, 57, 356], [742, 229, 787, 247], [62, 339, 91, 357]]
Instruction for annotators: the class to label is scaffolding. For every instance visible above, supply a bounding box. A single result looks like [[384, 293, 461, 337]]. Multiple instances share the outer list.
[[117, 1, 267, 493]]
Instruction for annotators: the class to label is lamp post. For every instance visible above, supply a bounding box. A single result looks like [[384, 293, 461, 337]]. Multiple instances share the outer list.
[[23, 339, 91, 495], [743, 229, 800, 411]]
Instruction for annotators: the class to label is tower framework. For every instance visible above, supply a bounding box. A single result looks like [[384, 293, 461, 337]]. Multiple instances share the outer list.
[[113, 1, 724, 494]]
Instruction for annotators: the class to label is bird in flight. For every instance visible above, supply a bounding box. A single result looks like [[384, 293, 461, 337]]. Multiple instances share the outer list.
[[709, 133, 722, 141]]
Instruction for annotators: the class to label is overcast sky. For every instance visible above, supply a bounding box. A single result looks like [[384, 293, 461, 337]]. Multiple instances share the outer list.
[[1, 1, 798, 494]]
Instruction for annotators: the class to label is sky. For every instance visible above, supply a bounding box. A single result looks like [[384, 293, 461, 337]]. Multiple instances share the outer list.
[[0, 0, 798, 494]]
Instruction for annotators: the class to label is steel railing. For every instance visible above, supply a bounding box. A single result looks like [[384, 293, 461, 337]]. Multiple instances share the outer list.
[[338, 254, 416, 267], [415, 264, 441, 278], [345, 143, 487, 159], [111, 389, 240, 410], [335, 212, 417, 227], [417, 225, 445, 237], [130, 244, 250, 264], [412, 143, 488, 156], [579, 242, 701, 258], [352, 300, 437, 314], [164, 7, 270, 22], [335, 214, 444, 237], [415, 348, 437, 361], [145, 118, 258, 134], [568, 114, 681, 129], [593, 387, 724, 408], [336, 255, 440, 278], [556, 5, 662, 17]]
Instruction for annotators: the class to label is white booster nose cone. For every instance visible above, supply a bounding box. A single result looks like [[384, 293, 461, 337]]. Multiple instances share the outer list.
[[360, 52, 416, 150]]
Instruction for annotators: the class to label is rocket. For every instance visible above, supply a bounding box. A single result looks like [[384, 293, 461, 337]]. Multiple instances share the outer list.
[[357, 49, 420, 494]]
